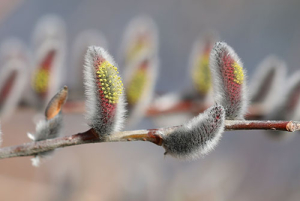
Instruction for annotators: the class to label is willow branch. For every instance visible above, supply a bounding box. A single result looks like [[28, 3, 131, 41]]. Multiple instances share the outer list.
[[225, 120, 300, 131], [0, 120, 299, 160]]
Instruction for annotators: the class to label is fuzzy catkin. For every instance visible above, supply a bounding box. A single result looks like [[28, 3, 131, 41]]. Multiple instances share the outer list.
[[162, 104, 225, 160], [84, 46, 126, 137], [27, 86, 67, 166], [210, 42, 248, 120], [27, 114, 63, 166]]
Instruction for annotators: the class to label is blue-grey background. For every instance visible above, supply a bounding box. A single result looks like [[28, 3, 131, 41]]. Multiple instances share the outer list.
[[1, 0, 300, 92], [0, 0, 300, 200]]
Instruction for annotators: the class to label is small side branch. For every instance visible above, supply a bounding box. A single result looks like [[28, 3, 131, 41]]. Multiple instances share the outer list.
[[0, 120, 299, 160], [225, 120, 300, 132]]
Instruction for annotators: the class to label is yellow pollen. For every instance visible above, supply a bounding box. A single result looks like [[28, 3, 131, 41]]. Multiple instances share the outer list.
[[232, 62, 244, 84], [97, 60, 123, 103]]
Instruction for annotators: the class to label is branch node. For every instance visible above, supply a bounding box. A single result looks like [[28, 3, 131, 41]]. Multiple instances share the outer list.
[[286, 121, 300, 132], [148, 129, 163, 146]]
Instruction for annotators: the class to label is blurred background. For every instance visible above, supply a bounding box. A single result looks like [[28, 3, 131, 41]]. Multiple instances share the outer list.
[[0, 0, 300, 200]]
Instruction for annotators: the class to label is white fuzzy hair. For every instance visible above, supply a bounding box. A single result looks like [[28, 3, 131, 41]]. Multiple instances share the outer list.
[[31, 157, 41, 167], [189, 31, 218, 101], [162, 104, 225, 160], [27, 114, 63, 167], [124, 52, 159, 128], [249, 55, 287, 113], [30, 153, 54, 167], [71, 30, 108, 95], [210, 42, 248, 120], [118, 15, 159, 65], [0, 59, 28, 121], [84, 46, 126, 137], [28, 114, 62, 142]]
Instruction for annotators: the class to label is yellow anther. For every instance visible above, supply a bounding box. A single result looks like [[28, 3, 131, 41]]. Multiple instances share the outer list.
[[232, 62, 244, 84], [98, 60, 123, 103]]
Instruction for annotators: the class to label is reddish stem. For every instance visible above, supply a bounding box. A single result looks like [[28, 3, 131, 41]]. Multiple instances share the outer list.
[[0, 120, 299, 160]]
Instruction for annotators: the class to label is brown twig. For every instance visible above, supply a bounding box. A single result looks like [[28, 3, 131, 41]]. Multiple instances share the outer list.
[[0, 120, 299, 160], [225, 120, 300, 132]]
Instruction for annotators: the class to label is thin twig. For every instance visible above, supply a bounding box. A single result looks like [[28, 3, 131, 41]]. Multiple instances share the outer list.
[[0, 120, 299, 160], [225, 120, 300, 132]]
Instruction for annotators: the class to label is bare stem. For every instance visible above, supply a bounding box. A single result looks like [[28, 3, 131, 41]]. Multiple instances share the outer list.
[[0, 120, 299, 160], [225, 120, 300, 132]]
